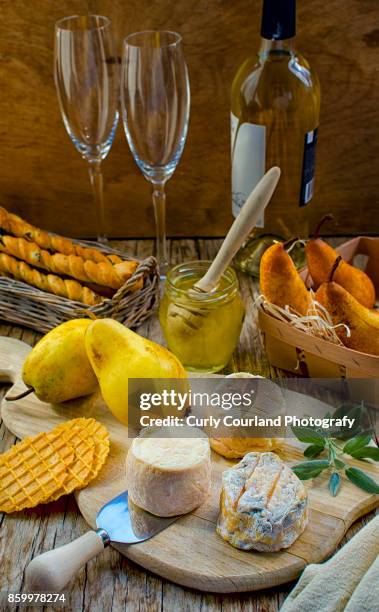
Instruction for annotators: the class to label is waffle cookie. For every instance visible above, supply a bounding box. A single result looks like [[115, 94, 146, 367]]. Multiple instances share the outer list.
[[0, 418, 110, 513], [54, 418, 110, 484], [48, 434, 95, 501], [0, 431, 75, 513]]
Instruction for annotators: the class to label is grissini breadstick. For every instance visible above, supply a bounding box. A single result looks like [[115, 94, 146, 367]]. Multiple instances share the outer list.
[[0, 207, 125, 265], [0, 253, 102, 305], [0, 235, 138, 289]]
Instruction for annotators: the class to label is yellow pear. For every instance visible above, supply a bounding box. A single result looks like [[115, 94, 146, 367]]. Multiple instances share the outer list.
[[85, 318, 188, 425], [306, 239, 375, 308], [260, 239, 311, 315], [306, 215, 376, 308], [22, 319, 98, 403], [316, 257, 379, 355]]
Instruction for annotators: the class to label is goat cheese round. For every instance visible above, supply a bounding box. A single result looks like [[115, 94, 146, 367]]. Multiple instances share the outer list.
[[210, 373, 284, 458], [126, 426, 211, 517], [217, 451, 308, 551]]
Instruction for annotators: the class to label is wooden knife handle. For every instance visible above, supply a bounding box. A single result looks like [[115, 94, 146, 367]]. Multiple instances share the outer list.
[[25, 530, 107, 592]]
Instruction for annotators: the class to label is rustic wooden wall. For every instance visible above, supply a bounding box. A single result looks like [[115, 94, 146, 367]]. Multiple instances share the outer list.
[[0, 0, 378, 238]]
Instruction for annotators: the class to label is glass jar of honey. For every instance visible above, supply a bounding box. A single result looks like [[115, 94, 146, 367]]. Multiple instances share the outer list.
[[159, 261, 245, 373]]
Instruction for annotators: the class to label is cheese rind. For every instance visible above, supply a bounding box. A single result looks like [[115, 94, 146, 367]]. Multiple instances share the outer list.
[[217, 452, 308, 551], [210, 437, 283, 459], [210, 373, 284, 458], [126, 428, 211, 517]]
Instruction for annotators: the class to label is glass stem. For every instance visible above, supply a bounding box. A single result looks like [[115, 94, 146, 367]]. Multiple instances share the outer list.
[[88, 160, 107, 243], [152, 181, 168, 273]]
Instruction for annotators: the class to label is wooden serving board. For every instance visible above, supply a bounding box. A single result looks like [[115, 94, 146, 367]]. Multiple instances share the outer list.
[[1, 337, 378, 593]]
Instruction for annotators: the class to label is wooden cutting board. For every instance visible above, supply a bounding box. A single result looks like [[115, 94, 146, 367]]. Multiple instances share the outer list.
[[1, 336, 378, 593]]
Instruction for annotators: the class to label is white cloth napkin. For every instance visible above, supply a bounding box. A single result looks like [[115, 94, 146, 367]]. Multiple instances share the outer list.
[[281, 514, 379, 612]]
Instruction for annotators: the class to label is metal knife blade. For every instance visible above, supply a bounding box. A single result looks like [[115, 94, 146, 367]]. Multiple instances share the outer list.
[[25, 491, 181, 592], [96, 490, 180, 544]]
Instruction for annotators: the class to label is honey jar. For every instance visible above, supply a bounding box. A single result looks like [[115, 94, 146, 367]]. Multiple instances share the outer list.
[[159, 261, 245, 373]]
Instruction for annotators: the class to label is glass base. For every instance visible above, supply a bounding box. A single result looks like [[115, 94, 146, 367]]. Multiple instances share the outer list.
[[234, 234, 306, 278]]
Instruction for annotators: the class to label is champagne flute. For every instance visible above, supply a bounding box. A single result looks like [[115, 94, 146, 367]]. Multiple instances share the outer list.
[[121, 31, 190, 274], [54, 15, 119, 243]]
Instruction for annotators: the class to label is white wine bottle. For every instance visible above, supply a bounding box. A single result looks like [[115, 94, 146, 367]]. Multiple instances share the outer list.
[[232, 0, 321, 276]]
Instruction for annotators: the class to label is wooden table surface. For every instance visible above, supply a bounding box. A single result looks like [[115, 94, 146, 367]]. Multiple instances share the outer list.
[[0, 238, 377, 612]]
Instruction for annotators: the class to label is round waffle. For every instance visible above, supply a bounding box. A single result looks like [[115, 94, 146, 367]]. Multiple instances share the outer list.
[[46, 430, 95, 500], [0, 431, 75, 513], [53, 417, 110, 484], [0, 418, 110, 513]]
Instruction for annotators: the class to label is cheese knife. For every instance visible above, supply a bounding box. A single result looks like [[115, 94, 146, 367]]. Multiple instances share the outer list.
[[25, 490, 180, 592]]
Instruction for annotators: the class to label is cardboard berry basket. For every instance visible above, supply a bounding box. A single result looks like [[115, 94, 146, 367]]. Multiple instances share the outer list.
[[258, 236, 379, 378]]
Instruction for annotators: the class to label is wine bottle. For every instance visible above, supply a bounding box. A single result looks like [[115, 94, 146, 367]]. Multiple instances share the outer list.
[[232, 0, 321, 276]]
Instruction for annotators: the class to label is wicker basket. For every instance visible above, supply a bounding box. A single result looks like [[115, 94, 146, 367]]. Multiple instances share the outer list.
[[258, 236, 379, 378], [0, 238, 160, 333]]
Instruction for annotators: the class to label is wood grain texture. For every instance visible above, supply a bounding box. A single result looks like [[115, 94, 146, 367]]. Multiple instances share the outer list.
[[0, 2, 379, 238], [1, 339, 378, 592], [0, 238, 377, 611]]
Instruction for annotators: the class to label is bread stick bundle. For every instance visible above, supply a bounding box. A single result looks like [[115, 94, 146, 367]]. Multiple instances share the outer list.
[[0, 207, 119, 264], [0, 253, 102, 305], [0, 206, 143, 302], [0, 235, 138, 289]]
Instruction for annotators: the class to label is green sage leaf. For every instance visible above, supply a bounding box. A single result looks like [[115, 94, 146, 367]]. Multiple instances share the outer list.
[[349, 447, 379, 461], [292, 467, 326, 480], [304, 444, 324, 459], [292, 426, 326, 445], [292, 460, 329, 480], [334, 458, 345, 470], [337, 405, 364, 440], [329, 472, 341, 496], [343, 430, 374, 455], [345, 467, 379, 494], [293, 460, 330, 470], [332, 402, 360, 420]]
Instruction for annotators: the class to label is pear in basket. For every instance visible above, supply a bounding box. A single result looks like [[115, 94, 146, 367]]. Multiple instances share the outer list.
[[8, 319, 98, 404], [306, 215, 375, 308], [316, 257, 379, 355], [260, 238, 311, 315]]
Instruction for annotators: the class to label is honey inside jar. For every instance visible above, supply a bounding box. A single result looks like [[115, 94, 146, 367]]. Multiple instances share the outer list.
[[159, 261, 245, 373]]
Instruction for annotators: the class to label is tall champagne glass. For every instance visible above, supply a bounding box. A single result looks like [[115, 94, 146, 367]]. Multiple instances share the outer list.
[[54, 15, 119, 242], [121, 31, 190, 274]]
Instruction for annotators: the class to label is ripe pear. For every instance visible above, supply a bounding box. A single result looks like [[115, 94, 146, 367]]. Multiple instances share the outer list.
[[85, 318, 188, 425], [306, 239, 375, 308], [22, 319, 98, 403], [305, 215, 375, 308], [316, 258, 379, 355], [260, 240, 311, 315]]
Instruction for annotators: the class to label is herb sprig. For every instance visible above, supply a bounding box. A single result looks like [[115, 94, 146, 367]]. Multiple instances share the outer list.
[[291, 402, 379, 496]]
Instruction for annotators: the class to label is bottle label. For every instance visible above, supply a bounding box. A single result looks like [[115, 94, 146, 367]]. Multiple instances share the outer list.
[[231, 113, 266, 225], [300, 127, 318, 206]]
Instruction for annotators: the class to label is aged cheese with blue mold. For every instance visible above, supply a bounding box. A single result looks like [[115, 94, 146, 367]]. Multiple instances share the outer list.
[[217, 452, 308, 551]]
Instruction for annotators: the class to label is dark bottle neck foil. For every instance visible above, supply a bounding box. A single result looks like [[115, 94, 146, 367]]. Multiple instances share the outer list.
[[261, 0, 296, 40]]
